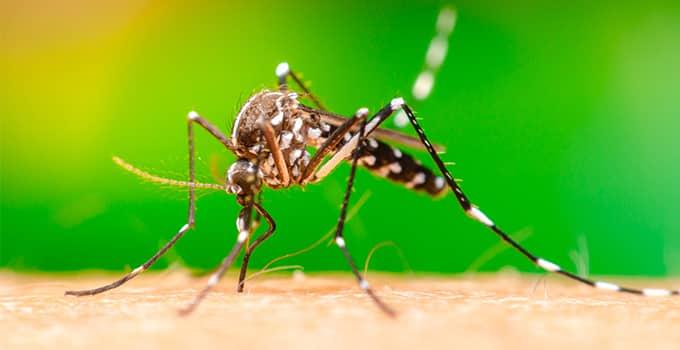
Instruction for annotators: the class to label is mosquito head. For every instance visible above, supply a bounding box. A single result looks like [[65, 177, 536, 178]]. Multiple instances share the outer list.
[[226, 158, 262, 202]]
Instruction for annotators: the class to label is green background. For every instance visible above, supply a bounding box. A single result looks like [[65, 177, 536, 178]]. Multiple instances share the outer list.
[[2, 1, 679, 278]]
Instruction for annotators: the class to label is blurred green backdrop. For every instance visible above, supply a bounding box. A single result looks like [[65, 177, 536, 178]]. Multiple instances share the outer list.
[[2, 0, 679, 277]]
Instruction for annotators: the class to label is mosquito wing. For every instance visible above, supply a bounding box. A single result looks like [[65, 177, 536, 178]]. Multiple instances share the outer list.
[[316, 111, 445, 152]]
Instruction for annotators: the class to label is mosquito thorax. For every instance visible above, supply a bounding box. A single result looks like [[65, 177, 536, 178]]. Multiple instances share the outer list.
[[231, 90, 298, 156], [230, 90, 328, 188]]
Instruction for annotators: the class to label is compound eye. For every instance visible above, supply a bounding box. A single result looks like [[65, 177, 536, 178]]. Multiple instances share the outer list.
[[226, 159, 262, 196]]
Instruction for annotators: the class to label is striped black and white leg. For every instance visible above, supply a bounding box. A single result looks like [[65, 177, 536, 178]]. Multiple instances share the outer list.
[[330, 108, 396, 316], [237, 201, 277, 293], [312, 99, 431, 185], [300, 112, 364, 184], [276, 62, 327, 111], [233, 121, 284, 292], [393, 100, 679, 297], [180, 202, 274, 315], [65, 111, 234, 297]]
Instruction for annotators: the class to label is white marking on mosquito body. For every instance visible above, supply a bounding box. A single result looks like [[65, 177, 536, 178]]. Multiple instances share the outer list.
[[536, 258, 561, 272], [367, 138, 379, 149], [307, 127, 321, 139], [335, 237, 346, 248], [227, 165, 236, 182], [275, 95, 286, 109], [407, 172, 426, 188], [130, 265, 144, 276], [343, 133, 352, 142], [362, 155, 376, 166], [264, 154, 275, 172], [237, 230, 249, 243], [236, 216, 246, 232], [249, 145, 262, 154], [301, 151, 310, 166], [390, 97, 405, 111], [389, 162, 402, 174], [595, 281, 621, 291], [275, 62, 290, 78], [292, 118, 303, 133], [232, 93, 259, 145], [280, 131, 293, 149], [208, 274, 220, 287], [275, 92, 298, 110], [291, 165, 300, 178], [271, 112, 284, 126], [643, 288, 671, 297], [289, 149, 302, 163], [434, 176, 445, 189], [359, 280, 370, 290], [393, 148, 402, 158], [321, 123, 331, 132], [188, 111, 200, 120], [413, 71, 435, 100], [357, 107, 369, 116], [466, 207, 494, 226]]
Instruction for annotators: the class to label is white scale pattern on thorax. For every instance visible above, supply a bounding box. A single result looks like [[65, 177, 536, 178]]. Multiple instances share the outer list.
[[232, 90, 330, 188]]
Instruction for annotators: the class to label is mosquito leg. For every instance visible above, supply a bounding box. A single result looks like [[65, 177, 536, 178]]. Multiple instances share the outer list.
[[64, 223, 192, 296], [237, 203, 277, 292], [233, 123, 284, 291], [249, 191, 263, 234], [299, 113, 364, 184], [323, 96, 678, 296], [237, 200, 262, 292], [260, 120, 291, 186], [275, 62, 327, 111], [326, 108, 396, 316], [311, 102, 398, 182], [307, 96, 677, 298], [389, 99, 679, 297], [65, 111, 233, 297], [179, 204, 255, 315]]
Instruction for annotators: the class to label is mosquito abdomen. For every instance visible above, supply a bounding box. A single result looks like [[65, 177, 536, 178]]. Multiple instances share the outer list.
[[357, 138, 447, 197]]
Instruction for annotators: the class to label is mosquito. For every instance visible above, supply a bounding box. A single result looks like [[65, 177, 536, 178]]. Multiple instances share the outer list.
[[65, 11, 678, 316], [64, 60, 679, 316]]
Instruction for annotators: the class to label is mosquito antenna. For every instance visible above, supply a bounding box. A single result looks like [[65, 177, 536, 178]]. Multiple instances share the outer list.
[[112, 156, 226, 191]]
